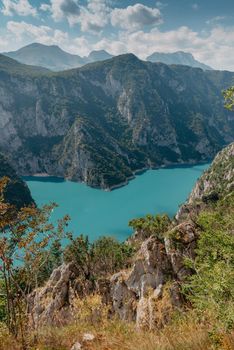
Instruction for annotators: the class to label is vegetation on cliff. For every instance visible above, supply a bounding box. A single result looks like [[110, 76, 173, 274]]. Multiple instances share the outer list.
[[0, 154, 34, 208], [0, 88, 233, 349], [0, 54, 233, 189], [0, 140, 233, 349]]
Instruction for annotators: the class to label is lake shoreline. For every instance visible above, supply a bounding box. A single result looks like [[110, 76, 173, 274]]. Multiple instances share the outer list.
[[25, 163, 210, 242], [24, 159, 211, 190], [107, 159, 211, 191]]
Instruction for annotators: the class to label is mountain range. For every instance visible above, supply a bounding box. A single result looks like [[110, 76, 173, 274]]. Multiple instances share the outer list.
[[3, 43, 213, 72], [0, 53, 233, 189], [146, 51, 212, 70], [3, 43, 113, 71]]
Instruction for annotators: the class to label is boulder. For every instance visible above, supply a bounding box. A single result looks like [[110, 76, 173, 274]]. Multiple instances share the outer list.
[[28, 263, 79, 327], [110, 236, 173, 325], [165, 221, 198, 280], [71, 342, 82, 350]]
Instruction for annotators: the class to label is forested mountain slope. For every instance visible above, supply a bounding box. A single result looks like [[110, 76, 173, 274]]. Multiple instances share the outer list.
[[0, 53, 233, 189]]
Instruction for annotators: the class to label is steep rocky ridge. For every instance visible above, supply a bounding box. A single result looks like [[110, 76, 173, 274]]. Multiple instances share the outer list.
[[28, 143, 234, 328], [0, 53, 233, 189], [176, 141, 234, 221]]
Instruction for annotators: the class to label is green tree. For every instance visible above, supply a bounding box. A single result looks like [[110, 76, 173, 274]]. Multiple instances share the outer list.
[[64, 234, 134, 280], [91, 236, 134, 276], [184, 197, 234, 330], [129, 213, 171, 241], [0, 177, 69, 348], [64, 234, 92, 279], [223, 86, 234, 111]]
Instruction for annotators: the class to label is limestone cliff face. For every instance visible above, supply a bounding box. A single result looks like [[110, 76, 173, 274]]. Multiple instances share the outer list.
[[0, 54, 233, 189], [188, 142, 234, 202], [28, 143, 234, 329], [176, 142, 234, 221]]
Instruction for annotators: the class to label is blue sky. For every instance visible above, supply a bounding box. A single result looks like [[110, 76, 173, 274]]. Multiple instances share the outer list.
[[0, 0, 234, 70]]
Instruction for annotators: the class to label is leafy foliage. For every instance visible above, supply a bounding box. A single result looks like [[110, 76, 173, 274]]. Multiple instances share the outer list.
[[64, 235, 134, 279], [0, 155, 34, 208], [129, 214, 171, 241], [0, 178, 69, 347], [223, 86, 234, 111], [184, 194, 234, 330]]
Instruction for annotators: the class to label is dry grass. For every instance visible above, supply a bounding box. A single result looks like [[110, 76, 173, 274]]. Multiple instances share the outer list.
[[12, 317, 232, 350], [0, 296, 233, 350]]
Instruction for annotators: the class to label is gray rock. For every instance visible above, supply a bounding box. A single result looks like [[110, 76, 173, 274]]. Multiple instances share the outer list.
[[28, 263, 79, 327], [83, 333, 95, 341], [71, 342, 82, 350]]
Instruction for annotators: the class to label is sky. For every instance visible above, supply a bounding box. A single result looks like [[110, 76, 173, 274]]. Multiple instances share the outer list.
[[0, 0, 234, 70]]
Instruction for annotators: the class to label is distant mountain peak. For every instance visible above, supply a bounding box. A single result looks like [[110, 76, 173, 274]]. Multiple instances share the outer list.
[[2, 43, 115, 71], [146, 51, 212, 70], [87, 50, 113, 62]]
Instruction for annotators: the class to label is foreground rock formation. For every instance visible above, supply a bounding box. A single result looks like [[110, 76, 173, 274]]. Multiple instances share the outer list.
[[28, 143, 234, 329]]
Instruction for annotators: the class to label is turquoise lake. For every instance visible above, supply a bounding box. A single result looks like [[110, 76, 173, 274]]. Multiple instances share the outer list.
[[25, 164, 209, 242]]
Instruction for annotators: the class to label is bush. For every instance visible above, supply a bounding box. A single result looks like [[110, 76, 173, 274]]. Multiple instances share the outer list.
[[129, 213, 171, 241], [64, 235, 134, 280], [184, 196, 234, 330]]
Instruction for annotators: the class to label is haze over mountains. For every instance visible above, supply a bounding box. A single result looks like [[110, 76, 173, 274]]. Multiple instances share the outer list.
[[3, 43, 113, 71], [3, 43, 214, 72], [0, 53, 233, 189], [146, 51, 213, 70]]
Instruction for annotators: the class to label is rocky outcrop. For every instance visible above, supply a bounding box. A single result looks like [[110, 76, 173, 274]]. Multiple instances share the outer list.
[[110, 236, 174, 328], [107, 142, 234, 328], [165, 221, 198, 280], [189, 142, 234, 202], [28, 263, 78, 327], [28, 143, 234, 329], [0, 152, 34, 208], [176, 142, 234, 221], [0, 54, 233, 189]]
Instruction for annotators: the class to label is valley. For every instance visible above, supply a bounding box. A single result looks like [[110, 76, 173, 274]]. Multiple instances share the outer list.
[[0, 53, 233, 190]]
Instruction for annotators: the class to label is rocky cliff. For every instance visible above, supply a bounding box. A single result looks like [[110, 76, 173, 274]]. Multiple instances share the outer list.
[[0, 53, 233, 189], [28, 143, 234, 328], [0, 152, 34, 208]]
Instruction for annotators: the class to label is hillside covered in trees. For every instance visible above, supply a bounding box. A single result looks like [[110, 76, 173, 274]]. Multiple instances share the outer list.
[[0, 54, 233, 189]]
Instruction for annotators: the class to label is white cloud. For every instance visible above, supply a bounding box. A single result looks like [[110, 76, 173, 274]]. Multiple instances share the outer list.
[[89, 25, 234, 71], [2, 18, 234, 71], [78, 0, 110, 33], [192, 3, 199, 10], [0, 37, 9, 51], [40, 3, 51, 12], [155, 2, 167, 9], [206, 16, 227, 25], [1, 0, 37, 17], [49, 0, 80, 26], [111, 3, 162, 31], [43, 0, 110, 31], [66, 36, 92, 56], [6, 21, 68, 45]]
